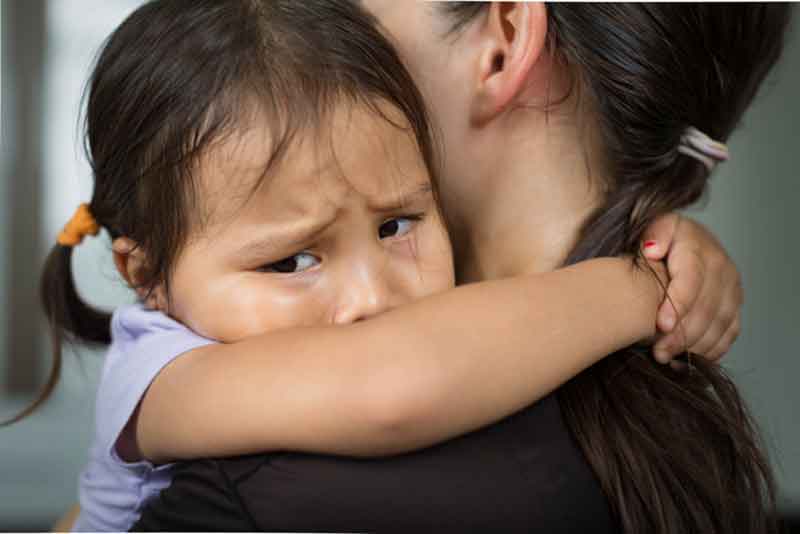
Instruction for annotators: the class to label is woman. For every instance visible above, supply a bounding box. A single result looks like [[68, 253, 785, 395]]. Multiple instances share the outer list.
[[131, 2, 788, 533]]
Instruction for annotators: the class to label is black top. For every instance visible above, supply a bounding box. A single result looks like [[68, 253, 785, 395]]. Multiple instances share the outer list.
[[132, 394, 617, 533]]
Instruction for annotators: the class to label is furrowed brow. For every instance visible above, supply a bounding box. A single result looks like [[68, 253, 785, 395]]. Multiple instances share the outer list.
[[233, 217, 337, 262], [369, 182, 433, 212]]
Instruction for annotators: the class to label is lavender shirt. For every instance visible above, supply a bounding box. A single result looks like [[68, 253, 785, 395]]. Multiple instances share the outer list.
[[73, 304, 214, 532]]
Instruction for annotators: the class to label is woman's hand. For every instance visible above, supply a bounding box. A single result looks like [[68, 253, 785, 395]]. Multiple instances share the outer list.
[[641, 214, 742, 364]]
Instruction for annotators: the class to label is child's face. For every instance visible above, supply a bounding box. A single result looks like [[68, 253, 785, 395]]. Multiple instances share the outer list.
[[161, 103, 454, 342]]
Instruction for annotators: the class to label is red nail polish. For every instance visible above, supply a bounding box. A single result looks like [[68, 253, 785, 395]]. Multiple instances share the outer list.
[[643, 240, 657, 249]]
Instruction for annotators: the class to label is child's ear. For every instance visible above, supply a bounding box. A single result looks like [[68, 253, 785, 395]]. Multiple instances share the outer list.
[[112, 237, 167, 312], [472, 2, 548, 124]]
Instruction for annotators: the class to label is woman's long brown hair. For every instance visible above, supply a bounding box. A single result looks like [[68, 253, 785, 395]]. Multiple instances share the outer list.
[[442, 4, 791, 533]]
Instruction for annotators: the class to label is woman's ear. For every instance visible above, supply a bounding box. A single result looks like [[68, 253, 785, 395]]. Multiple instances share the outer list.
[[472, 2, 548, 124], [112, 237, 167, 312]]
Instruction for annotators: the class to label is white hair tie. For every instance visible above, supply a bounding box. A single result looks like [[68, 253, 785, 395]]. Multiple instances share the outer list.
[[677, 126, 730, 173]]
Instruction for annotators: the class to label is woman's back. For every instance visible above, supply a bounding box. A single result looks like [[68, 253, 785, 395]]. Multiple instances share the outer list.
[[134, 395, 616, 532]]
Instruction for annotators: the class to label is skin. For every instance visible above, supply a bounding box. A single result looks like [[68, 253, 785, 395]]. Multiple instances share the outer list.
[[110, 95, 669, 465], [125, 2, 740, 464], [361, 0, 743, 362], [118, 103, 454, 340], [59, 4, 745, 527]]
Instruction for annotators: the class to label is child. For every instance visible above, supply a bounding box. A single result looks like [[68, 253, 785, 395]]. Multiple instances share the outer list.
[[33, 1, 722, 531]]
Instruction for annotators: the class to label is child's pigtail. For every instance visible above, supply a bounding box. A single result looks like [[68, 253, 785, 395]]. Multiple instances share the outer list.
[[41, 243, 112, 345], [2, 205, 111, 426]]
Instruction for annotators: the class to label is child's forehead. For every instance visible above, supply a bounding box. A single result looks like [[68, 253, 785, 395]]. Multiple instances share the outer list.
[[196, 102, 432, 226]]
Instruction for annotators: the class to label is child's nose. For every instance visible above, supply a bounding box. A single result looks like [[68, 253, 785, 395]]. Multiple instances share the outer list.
[[332, 266, 396, 325]]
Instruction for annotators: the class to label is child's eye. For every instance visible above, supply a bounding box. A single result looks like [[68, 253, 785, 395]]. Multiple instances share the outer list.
[[379, 215, 422, 240], [259, 253, 320, 273]]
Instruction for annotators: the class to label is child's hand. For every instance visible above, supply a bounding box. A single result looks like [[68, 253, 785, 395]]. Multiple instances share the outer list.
[[640, 214, 742, 364]]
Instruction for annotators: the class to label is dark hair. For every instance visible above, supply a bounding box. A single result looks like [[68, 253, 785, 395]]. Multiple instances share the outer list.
[[442, 4, 791, 534], [8, 0, 437, 426]]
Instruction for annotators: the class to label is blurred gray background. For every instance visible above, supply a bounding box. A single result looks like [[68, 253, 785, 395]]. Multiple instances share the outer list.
[[1, 0, 798, 530]]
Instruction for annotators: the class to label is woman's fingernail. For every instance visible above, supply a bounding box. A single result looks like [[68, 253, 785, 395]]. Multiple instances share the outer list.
[[643, 240, 657, 249]]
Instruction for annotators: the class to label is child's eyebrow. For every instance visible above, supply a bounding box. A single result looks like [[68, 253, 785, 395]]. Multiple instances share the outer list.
[[230, 182, 433, 263], [368, 182, 433, 212], [233, 216, 338, 262]]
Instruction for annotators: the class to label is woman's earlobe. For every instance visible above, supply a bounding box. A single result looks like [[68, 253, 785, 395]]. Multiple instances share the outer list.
[[472, 2, 548, 124]]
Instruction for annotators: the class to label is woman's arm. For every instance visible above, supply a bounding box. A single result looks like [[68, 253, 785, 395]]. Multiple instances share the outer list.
[[136, 257, 665, 463]]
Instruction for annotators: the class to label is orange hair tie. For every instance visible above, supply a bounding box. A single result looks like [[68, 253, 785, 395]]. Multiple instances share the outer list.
[[57, 203, 100, 247]]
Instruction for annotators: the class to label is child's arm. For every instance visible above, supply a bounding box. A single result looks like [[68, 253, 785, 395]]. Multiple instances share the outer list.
[[136, 257, 665, 463]]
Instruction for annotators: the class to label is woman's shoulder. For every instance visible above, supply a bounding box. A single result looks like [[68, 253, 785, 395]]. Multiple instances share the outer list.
[[132, 458, 256, 531], [139, 395, 619, 533]]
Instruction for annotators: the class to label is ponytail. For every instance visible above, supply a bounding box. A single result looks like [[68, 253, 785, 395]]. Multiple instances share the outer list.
[[546, 5, 788, 530], [41, 244, 112, 346], [559, 175, 777, 533], [1, 243, 111, 427], [440, 3, 789, 533]]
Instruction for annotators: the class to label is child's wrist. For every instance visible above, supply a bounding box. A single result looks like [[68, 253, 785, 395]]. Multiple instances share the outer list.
[[636, 257, 668, 338]]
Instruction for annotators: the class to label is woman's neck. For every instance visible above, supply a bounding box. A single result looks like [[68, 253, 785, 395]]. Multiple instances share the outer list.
[[452, 108, 608, 284]]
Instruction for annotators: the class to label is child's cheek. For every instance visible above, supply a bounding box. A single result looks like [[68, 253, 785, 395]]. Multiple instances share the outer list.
[[391, 235, 418, 260], [213, 275, 334, 341]]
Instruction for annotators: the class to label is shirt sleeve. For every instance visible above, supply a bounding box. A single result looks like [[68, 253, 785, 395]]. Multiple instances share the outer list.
[[95, 304, 215, 470], [74, 305, 217, 532]]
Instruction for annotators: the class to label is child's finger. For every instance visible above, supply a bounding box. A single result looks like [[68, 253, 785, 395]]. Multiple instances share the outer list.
[[653, 329, 684, 362], [657, 301, 677, 333], [669, 358, 689, 371], [657, 247, 704, 333], [703, 316, 741, 362], [642, 239, 667, 260], [686, 319, 725, 358], [641, 213, 680, 261]]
